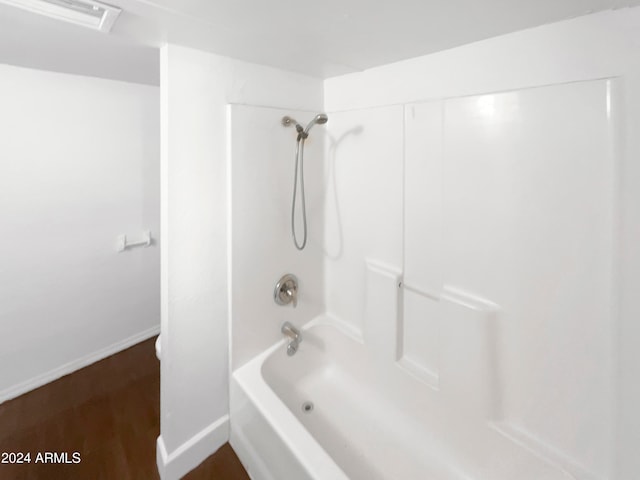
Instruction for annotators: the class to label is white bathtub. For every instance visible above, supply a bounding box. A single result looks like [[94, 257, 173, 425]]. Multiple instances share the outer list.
[[230, 316, 573, 480]]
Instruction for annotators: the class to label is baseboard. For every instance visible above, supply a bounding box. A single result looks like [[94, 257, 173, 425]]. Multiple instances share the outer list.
[[0, 324, 160, 404], [156, 415, 229, 480]]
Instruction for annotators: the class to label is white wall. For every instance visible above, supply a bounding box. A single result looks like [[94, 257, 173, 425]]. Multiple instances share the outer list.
[[325, 7, 640, 480], [159, 44, 322, 480], [0, 64, 160, 402]]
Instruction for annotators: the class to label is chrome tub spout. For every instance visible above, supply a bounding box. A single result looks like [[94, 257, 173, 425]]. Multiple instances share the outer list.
[[281, 321, 302, 356]]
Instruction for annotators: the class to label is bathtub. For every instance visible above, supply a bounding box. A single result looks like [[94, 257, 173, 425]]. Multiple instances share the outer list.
[[230, 316, 573, 480]]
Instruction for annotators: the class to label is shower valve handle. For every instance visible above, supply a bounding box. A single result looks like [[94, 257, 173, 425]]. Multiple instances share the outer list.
[[274, 274, 298, 308]]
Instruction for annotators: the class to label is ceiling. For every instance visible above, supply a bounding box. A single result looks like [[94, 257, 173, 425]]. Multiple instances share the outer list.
[[1, 0, 640, 85]]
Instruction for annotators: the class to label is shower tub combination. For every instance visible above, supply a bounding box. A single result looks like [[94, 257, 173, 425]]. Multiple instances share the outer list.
[[229, 316, 573, 480], [227, 80, 617, 479]]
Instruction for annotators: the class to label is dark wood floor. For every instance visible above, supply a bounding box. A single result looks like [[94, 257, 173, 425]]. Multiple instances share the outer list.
[[0, 337, 249, 480]]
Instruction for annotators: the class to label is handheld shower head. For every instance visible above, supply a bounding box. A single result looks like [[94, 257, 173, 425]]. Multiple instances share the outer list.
[[281, 112, 329, 250], [304, 113, 328, 134], [315, 113, 329, 124]]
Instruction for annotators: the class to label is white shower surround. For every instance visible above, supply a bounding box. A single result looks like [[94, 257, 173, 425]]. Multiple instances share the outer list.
[[229, 80, 617, 479]]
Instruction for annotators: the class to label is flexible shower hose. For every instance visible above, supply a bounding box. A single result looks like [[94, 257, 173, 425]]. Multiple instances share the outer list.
[[291, 136, 307, 250]]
